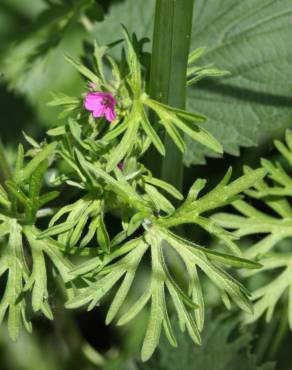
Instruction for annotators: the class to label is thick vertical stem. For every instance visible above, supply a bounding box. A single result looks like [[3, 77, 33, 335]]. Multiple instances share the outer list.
[[148, 0, 194, 190]]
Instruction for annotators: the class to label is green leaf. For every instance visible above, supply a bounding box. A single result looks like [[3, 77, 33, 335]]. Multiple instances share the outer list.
[[146, 99, 205, 123], [0, 220, 30, 341], [127, 212, 147, 236], [106, 269, 136, 324], [68, 213, 89, 248], [76, 151, 150, 213], [70, 238, 142, 278], [163, 230, 260, 270], [140, 105, 165, 156], [0, 185, 10, 208], [117, 287, 151, 326], [66, 241, 148, 310], [103, 118, 128, 142], [161, 120, 186, 153], [65, 55, 101, 86], [0, 221, 10, 238], [145, 184, 175, 214], [141, 238, 165, 362], [121, 25, 141, 97], [187, 67, 230, 86], [187, 168, 266, 215], [47, 91, 80, 108], [141, 279, 164, 362], [38, 191, 60, 207], [185, 179, 206, 205], [137, 315, 275, 370], [29, 160, 48, 201], [160, 228, 253, 313], [14, 144, 24, 184], [37, 222, 76, 240], [6, 181, 30, 208], [22, 142, 57, 181], [80, 217, 100, 248], [66, 272, 123, 309], [145, 98, 223, 154], [166, 282, 201, 345], [22, 131, 40, 148], [47, 126, 66, 136], [106, 101, 140, 172], [188, 266, 204, 331], [96, 212, 111, 254], [185, 0, 292, 164], [143, 176, 183, 200], [188, 47, 206, 63]]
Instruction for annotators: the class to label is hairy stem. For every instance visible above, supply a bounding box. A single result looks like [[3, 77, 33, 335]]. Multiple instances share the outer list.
[[148, 0, 195, 190]]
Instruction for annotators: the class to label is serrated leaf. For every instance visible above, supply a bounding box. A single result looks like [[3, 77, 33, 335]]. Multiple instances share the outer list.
[[185, 0, 292, 165]]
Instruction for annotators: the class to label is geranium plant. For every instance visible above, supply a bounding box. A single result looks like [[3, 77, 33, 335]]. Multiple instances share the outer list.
[[0, 0, 292, 369]]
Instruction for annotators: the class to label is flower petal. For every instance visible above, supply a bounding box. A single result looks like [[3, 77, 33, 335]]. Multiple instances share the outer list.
[[93, 106, 106, 118], [105, 107, 116, 122], [84, 92, 104, 111]]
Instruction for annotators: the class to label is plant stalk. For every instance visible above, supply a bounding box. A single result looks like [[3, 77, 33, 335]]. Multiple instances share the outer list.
[[148, 0, 195, 190]]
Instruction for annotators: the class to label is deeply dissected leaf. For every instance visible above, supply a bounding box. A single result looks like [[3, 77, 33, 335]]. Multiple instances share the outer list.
[[93, 0, 292, 165], [0, 219, 31, 340], [213, 133, 292, 326], [137, 315, 275, 370]]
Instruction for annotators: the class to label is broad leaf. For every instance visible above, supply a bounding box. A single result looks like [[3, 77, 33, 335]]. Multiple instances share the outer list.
[[186, 0, 292, 164]]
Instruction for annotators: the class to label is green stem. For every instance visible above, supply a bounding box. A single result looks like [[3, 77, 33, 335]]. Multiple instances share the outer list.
[[0, 140, 12, 185], [148, 0, 195, 190]]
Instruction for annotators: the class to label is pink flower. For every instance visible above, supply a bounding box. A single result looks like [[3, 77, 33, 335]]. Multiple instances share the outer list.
[[84, 92, 116, 122]]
